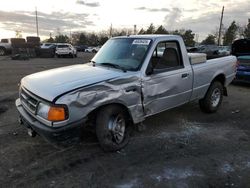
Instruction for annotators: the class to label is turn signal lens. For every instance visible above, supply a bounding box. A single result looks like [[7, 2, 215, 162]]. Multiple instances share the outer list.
[[48, 106, 66, 121]]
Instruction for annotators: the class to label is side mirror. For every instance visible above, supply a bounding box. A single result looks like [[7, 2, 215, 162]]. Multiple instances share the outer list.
[[146, 62, 154, 75]]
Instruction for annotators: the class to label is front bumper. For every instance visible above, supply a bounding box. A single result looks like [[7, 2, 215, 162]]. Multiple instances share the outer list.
[[15, 98, 87, 144]]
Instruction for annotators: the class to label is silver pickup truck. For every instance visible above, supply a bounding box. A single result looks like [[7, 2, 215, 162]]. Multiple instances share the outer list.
[[16, 35, 237, 151]]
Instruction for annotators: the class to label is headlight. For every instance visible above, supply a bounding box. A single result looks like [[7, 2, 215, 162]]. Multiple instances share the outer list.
[[37, 102, 67, 122]]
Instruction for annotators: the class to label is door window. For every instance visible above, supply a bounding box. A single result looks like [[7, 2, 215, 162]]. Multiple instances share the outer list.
[[150, 41, 183, 72]]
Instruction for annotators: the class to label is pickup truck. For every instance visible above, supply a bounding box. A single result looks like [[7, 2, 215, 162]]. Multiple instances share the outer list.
[[16, 35, 237, 151], [231, 38, 250, 83], [0, 38, 12, 56]]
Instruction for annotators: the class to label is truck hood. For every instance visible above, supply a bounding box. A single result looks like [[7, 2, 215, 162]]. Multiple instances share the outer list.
[[21, 64, 126, 101]]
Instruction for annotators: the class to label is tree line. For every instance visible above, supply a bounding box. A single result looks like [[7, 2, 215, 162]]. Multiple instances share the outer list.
[[44, 18, 250, 47], [201, 19, 250, 45]]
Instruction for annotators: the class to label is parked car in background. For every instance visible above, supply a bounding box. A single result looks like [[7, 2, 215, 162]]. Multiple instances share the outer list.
[[41, 43, 56, 49], [188, 45, 227, 59], [196, 45, 220, 59], [218, 46, 231, 56], [0, 38, 12, 56], [55, 43, 77, 58], [74, 45, 88, 52], [85, 46, 101, 53], [232, 39, 250, 83]]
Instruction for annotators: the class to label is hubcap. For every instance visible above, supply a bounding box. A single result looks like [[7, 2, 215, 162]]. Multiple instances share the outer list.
[[0, 49, 4, 56], [108, 114, 126, 144], [211, 88, 221, 107]]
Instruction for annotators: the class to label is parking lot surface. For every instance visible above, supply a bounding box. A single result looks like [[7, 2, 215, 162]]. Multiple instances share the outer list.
[[0, 53, 250, 187]]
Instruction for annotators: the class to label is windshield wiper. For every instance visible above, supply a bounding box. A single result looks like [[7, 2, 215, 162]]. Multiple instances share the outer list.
[[99, 62, 127, 72]]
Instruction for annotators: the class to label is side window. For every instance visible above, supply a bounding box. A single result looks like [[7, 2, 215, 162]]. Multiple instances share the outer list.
[[150, 41, 183, 72]]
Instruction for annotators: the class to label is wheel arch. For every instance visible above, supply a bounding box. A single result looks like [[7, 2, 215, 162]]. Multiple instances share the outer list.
[[212, 73, 226, 86], [211, 73, 227, 96], [86, 102, 134, 126]]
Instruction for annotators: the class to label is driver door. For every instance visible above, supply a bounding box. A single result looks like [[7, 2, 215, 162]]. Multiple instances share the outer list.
[[142, 41, 193, 116]]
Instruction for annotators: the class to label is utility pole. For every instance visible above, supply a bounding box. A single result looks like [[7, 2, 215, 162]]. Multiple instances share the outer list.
[[218, 6, 224, 46], [35, 7, 39, 37], [134, 25, 137, 35], [109, 23, 113, 38]]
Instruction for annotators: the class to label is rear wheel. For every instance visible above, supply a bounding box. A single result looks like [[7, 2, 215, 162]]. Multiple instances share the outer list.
[[96, 105, 131, 152], [199, 81, 223, 113]]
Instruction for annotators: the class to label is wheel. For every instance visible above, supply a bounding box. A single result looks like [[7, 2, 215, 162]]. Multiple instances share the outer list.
[[74, 53, 77, 58], [0, 47, 6, 56], [199, 81, 223, 113], [96, 105, 131, 152]]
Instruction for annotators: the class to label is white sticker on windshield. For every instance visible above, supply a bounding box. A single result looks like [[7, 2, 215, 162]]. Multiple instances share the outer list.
[[132, 39, 151, 45]]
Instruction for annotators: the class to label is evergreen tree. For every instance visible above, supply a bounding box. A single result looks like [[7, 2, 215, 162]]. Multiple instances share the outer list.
[[54, 35, 69, 43], [154, 25, 169, 34], [78, 33, 87, 45], [182, 30, 195, 46], [201, 34, 216, 45], [138, 28, 145, 34], [145, 23, 155, 34], [243, 19, 250, 38], [223, 21, 238, 45]]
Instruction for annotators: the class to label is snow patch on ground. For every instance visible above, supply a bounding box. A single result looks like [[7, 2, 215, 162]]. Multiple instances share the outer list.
[[115, 178, 138, 188], [221, 163, 234, 173], [151, 167, 203, 182], [246, 161, 250, 168], [163, 167, 203, 180], [157, 121, 206, 139]]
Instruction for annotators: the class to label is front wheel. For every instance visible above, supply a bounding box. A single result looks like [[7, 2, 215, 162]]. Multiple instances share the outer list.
[[0, 47, 6, 56], [199, 81, 223, 113], [96, 105, 131, 152]]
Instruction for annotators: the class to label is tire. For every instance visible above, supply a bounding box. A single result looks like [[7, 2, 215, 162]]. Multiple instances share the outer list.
[[0, 47, 6, 56], [199, 81, 223, 113], [96, 105, 131, 152]]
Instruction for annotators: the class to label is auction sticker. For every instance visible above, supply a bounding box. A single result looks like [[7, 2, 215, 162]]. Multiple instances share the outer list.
[[132, 39, 151, 45]]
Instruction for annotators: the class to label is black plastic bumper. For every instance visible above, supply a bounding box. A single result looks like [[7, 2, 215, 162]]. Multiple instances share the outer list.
[[15, 98, 87, 144]]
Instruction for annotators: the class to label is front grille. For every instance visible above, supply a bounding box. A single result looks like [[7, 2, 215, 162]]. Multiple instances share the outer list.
[[20, 88, 39, 114]]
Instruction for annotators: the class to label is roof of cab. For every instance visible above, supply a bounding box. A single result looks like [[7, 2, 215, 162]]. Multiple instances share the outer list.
[[112, 34, 182, 41]]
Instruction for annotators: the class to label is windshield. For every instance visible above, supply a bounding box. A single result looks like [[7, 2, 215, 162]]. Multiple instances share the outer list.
[[92, 38, 152, 71], [57, 45, 69, 48]]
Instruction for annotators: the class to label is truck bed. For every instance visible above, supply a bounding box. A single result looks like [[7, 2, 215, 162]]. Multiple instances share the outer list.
[[190, 55, 237, 100]]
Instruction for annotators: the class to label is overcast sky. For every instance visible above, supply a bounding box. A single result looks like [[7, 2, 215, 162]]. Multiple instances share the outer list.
[[0, 0, 249, 41]]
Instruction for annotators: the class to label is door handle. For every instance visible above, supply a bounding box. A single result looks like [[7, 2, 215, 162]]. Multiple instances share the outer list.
[[181, 73, 189, 78]]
